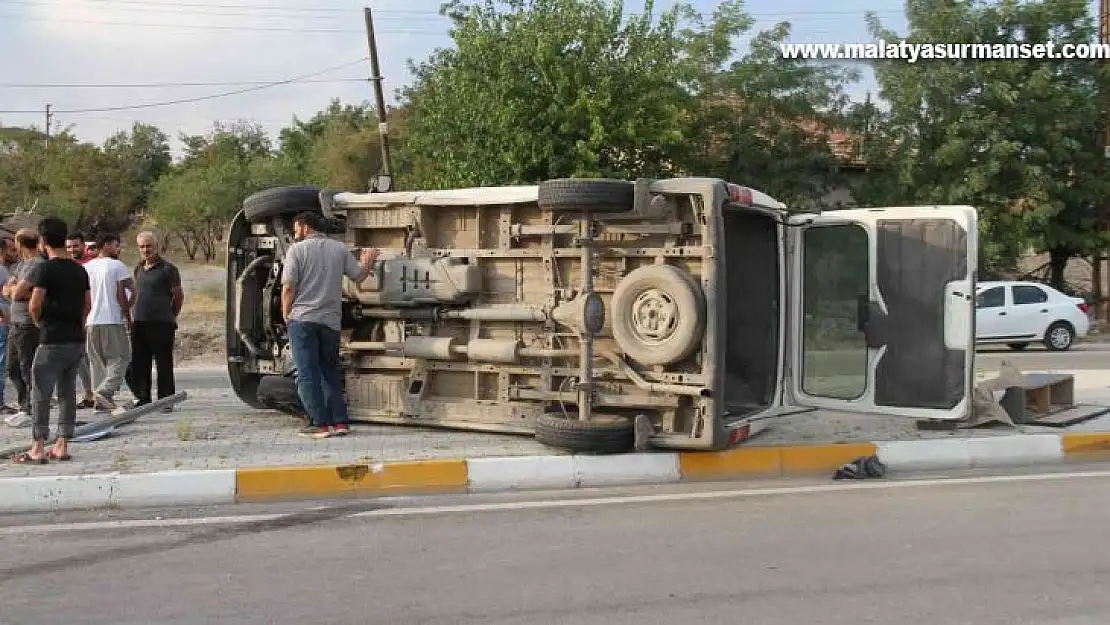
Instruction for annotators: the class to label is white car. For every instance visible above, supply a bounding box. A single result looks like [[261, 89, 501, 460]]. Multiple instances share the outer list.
[[975, 280, 1090, 351]]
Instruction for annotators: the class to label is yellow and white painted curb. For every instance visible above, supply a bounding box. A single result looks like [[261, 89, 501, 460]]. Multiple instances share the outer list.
[[3, 432, 1110, 513]]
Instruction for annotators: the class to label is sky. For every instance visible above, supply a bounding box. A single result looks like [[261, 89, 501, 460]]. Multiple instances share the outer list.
[[0, 0, 1099, 156]]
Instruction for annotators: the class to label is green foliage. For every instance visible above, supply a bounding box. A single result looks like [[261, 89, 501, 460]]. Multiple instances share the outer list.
[[3, 0, 1107, 285], [861, 0, 1110, 277], [689, 22, 860, 208], [399, 0, 751, 188]]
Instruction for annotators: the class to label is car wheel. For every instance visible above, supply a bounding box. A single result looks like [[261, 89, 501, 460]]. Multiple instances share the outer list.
[[534, 411, 634, 454], [610, 264, 706, 366], [537, 178, 635, 214], [256, 375, 306, 416], [1043, 321, 1075, 351], [1006, 342, 1029, 351], [243, 185, 322, 221]]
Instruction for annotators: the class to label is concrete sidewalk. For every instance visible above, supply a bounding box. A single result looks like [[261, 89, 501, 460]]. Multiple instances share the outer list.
[[2, 366, 1110, 512]]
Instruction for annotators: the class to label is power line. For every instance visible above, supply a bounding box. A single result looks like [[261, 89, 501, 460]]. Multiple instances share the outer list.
[[7, 0, 1089, 18], [0, 0, 445, 20], [0, 12, 408, 32], [0, 57, 369, 114], [1, 78, 367, 88]]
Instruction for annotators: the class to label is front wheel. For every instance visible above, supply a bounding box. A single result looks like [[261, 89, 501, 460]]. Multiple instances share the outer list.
[[1006, 342, 1029, 351], [227, 364, 267, 409], [1043, 322, 1075, 351]]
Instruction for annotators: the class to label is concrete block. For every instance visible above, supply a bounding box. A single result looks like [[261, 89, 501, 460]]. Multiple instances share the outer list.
[[574, 453, 680, 488], [466, 455, 576, 492]]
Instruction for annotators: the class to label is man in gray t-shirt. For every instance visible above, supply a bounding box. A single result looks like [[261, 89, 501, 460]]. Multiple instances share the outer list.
[[280, 211, 377, 438], [2, 229, 44, 424]]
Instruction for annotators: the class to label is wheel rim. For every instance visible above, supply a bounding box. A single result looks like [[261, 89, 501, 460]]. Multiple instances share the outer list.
[[1050, 326, 1071, 349], [630, 288, 679, 345]]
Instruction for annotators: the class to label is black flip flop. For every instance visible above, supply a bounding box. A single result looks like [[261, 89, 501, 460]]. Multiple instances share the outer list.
[[13, 452, 47, 465], [47, 449, 72, 461]]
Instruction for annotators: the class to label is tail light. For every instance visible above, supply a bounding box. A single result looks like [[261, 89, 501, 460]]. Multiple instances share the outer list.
[[726, 183, 754, 206], [1078, 302, 1090, 313]]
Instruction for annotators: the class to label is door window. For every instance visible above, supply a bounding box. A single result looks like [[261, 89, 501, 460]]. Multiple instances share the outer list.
[[800, 224, 869, 400], [976, 286, 1005, 308], [1012, 285, 1048, 305]]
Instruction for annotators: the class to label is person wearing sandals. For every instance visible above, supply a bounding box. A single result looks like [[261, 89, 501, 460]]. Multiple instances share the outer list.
[[12, 218, 91, 465]]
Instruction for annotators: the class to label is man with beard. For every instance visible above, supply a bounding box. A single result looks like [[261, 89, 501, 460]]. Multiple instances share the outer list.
[[66, 233, 97, 409]]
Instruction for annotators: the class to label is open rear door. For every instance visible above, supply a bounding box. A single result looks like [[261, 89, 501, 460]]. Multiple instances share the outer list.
[[785, 206, 977, 420]]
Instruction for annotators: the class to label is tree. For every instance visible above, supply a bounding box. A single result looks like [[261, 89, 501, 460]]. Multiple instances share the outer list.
[[399, 0, 751, 188], [688, 22, 860, 208], [278, 99, 406, 190], [103, 123, 172, 221], [148, 122, 273, 260], [865, 0, 1110, 280]]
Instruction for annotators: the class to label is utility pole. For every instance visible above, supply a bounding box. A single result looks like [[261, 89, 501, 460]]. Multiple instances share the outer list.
[[42, 103, 53, 203], [1099, 0, 1109, 319], [363, 5, 394, 192]]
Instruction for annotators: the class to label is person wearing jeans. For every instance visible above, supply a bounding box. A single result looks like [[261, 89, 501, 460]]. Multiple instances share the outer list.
[[281, 211, 378, 438], [12, 218, 90, 465]]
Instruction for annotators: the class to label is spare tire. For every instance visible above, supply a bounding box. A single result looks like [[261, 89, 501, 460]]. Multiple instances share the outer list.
[[538, 178, 634, 214], [611, 264, 706, 366], [256, 375, 305, 416], [535, 412, 634, 454], [243, 186, 322, 222]]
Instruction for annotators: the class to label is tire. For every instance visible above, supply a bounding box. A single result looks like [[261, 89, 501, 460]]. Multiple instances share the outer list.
[[256, 375, 306, 416], [243, 185, 322, 222], [537, 178, 634, 214], [1043, 321, 1075, 351], [534, 412, 634, 454], [610, 264, 706, 366], [1007, 342, 1029, 351], [228, 365, 267, 409]]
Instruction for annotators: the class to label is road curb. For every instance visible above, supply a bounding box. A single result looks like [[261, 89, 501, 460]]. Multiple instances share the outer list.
[[4, 432, 1110, 513]]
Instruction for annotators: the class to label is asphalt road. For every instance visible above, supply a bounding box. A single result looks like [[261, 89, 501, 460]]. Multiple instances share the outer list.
[[3, 468, 1110, 624]]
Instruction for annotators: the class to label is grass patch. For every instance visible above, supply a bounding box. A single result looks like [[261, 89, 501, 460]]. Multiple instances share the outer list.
[[190, 282, 225, 315]]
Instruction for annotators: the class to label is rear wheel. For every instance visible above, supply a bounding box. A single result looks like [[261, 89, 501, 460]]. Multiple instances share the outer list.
[[534, 411, 635, 454], [243, 185, 322, 221], [1043, 321, 1075, 351]]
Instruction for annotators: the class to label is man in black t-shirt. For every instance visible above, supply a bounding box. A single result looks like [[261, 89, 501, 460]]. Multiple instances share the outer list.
[[11, 217, 90, 465]]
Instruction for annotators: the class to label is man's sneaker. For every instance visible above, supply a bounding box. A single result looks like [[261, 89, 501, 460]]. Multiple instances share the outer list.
[[77, 397, 96, 410], [94, 393, 118, 412], [298, 425, 333, 439], [332, 424, 350, 436], [0, 404, 17, 416], [4, 411, 31, 428]]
